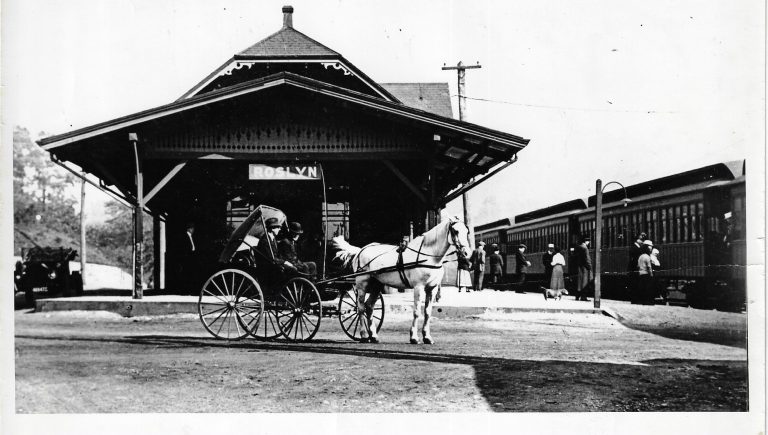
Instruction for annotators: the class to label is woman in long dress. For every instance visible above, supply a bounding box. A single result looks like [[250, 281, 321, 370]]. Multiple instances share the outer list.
[[456, 253, 472, 292], [550, 247, 566, 290]]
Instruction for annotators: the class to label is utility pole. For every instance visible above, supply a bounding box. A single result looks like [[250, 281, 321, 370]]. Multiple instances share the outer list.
[[80, 174, 87, 288], [442, 61, 481, 238]]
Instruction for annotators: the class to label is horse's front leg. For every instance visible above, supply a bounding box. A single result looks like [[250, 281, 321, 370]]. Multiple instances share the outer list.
[[423, 285, 436, 345], [410, 285, 425, 344]]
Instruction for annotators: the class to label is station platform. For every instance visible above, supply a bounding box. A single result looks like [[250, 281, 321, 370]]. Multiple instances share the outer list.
[[30, 286, 617, 318]]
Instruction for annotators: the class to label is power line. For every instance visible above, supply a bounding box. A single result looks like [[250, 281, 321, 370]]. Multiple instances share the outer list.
[[451, 94, 681, 114]]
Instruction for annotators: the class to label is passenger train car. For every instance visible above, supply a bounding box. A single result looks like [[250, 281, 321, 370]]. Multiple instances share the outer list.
[[474, 161, 746, 311]]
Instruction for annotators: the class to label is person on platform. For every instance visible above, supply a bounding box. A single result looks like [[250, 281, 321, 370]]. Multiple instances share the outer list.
[[469, 241, 486, 291], [628, 232, 647, 304], [489, 244, 504, 285], [278, 222, 317, 278], [542, 243, 555, 287], [456, 249, 473, 293], [550, 246, 566, 291], [637, 240, 655, 305], [574, 236, 593, 301], [514, 244, 531, 293]]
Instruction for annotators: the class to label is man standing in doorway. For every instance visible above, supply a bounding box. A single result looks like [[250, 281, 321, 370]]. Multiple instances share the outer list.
[[469, 241, 486, 291]]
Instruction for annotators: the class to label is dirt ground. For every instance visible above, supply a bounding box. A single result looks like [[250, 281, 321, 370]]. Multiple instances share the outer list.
[[14, 307, 747, 413]]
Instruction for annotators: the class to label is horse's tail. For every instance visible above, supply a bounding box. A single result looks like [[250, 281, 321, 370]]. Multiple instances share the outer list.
[[332, 236, 361, 269]]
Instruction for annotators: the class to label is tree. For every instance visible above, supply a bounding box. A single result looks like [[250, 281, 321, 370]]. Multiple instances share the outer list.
[[13, 126, 78, 233]]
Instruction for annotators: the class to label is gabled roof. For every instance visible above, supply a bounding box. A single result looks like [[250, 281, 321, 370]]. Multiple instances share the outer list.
[[380, 83, 453, 118], [236, 26, 339, 59], [179, 7, 398, 103], [39, 71, 528, 151]]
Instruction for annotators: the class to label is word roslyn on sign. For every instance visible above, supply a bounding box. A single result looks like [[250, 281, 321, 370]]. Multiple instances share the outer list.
[[248, 164, 320, 180]]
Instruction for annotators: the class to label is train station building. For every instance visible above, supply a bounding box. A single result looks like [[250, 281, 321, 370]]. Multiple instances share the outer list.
[[38, 6, 530, 293]]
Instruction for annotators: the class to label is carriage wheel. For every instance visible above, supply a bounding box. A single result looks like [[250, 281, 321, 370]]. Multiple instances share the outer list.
[[275, 277, 322, 342], [249, 306, 282, 341], [338, 285, 385, 341], [198, 268, 264, 340]]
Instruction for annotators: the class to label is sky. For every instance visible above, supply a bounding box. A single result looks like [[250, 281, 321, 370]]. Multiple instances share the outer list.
[[2, 0, 764, 226]]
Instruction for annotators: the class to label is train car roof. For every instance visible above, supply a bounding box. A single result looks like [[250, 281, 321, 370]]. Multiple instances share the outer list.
[[474, 218, 512, 233], [587, 161, 743, 207], [509, 207, 585, 230], [514, 199, 588, 224]]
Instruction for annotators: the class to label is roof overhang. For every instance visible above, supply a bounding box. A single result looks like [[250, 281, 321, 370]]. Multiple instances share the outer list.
[[40, 71, 529, 152]]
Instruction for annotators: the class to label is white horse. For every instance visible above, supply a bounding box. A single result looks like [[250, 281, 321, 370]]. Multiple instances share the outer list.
[[333, 217, 472, 344]]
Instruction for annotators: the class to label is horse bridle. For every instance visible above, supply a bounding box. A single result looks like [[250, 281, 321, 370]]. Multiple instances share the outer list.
[[447, 221, 471, 257]]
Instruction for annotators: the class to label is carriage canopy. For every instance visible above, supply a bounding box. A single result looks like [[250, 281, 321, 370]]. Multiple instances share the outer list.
[[218, 205, 287, 263]]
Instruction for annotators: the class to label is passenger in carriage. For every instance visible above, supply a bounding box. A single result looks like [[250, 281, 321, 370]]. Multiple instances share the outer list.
[[256, 217, 283, 262], [278, 222, 318, 279]]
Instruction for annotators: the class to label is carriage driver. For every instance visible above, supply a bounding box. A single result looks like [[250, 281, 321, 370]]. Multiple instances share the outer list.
[[278, 222, 318, 278]]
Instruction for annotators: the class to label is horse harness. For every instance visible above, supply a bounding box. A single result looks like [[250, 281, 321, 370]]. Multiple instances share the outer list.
[[357, 221, 468, 289]]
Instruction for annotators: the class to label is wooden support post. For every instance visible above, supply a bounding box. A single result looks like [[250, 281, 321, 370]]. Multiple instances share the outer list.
[[79, 174, 87, 288], [153, 216, 165, 291], [131, 133, 143, 299]]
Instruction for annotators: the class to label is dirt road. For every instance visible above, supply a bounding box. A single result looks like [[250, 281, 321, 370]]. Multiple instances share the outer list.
[[14, 308, 747, 412]]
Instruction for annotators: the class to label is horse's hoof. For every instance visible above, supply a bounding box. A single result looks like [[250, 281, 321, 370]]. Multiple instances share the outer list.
[[369, 337, 380, 344], [409, 338, 418, 344], [360, 337, 370, 343], [423, 337, 434, 345]]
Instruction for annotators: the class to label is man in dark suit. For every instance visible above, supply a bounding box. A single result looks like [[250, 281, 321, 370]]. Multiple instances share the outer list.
[[575, 236, 593, 301], [542, 243, 555, 287], [469, 241, 486, 291], [514, 244, 531, 293], [278, 222, 317, 278], [627, 232, 647, 304]]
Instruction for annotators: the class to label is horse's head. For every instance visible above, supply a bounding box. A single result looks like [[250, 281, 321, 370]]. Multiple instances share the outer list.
[[447, 217, 472, 259]]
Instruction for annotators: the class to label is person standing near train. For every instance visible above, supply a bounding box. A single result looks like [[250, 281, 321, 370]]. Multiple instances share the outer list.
[[456, 248, 473, 292], [489, 244, 504, 285], [542, 243, 555, 287], [637, 240, 655, 304], [514, 244, 531, 293], [469, 241, 486, 291], [550, 246, 566, 291], [628, 232, 647, 304], [574, 236, 592, 301]]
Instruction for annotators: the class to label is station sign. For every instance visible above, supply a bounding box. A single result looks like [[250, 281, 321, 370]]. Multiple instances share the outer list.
[[248, 164, 320, 180]]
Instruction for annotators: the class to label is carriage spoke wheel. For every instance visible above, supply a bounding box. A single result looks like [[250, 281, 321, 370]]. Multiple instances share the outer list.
[[338, 286, 385, 342], [198, 268, 264, 340], [250, 306, 282, 341], [276, 277, 322, 342]]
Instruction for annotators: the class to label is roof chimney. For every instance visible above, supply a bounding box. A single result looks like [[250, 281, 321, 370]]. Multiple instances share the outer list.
[[282, 6, 294, 28]]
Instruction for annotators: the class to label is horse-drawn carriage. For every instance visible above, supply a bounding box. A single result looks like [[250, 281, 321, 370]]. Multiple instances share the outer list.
[[197, 205, 384, 342], [197, 205, 472, 344]]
